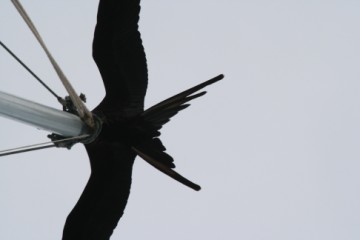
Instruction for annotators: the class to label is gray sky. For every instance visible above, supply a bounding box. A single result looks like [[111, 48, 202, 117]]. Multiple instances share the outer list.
[[1, 0, 360, 239]]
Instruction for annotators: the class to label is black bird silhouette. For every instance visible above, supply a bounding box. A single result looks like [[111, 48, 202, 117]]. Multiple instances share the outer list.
[[62, 0, 223, 239]]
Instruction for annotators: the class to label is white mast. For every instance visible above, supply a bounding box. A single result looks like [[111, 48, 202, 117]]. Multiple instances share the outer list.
[[0, 91, 88, 137]]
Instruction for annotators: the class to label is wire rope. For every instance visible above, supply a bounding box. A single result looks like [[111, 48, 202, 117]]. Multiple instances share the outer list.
[[0, 40, 63, 102], [0, 134, 90, 157], [10, 0, 94, 128]]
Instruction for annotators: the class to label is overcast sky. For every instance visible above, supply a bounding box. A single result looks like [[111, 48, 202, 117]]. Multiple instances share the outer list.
[[1, 0, 360, 239]]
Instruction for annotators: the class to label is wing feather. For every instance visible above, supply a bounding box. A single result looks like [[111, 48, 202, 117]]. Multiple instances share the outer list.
[[92, 0, 148, 117]]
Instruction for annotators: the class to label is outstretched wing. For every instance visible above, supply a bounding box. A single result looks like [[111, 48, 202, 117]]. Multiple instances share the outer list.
[[63, 135, 136, 239], [63, 1, 146, 239], [92, 0, 148, 117]]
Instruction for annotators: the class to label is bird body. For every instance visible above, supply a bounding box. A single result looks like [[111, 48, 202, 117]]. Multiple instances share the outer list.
[[62, 0, 223, 239]]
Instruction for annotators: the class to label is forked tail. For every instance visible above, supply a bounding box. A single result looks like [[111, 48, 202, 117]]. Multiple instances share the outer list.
[[132, 74, 224, 191]]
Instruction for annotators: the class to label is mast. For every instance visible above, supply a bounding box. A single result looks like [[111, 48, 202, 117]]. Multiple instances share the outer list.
[[0, 91, 89, 137]]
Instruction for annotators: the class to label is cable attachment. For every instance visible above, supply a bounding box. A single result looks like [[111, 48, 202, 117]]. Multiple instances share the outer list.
[[47, 133, 80, 149], [61, 93, 87, 115], [47, 114, 103, 149]]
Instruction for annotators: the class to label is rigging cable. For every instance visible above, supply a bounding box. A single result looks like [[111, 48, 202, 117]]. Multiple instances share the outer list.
[[0, 40, 63, 103], [10, 0, 94, 128], [0, 134, 90, 157]]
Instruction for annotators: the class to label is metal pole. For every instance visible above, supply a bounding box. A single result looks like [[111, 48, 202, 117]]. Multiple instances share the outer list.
[[0, 91, 89, 137]]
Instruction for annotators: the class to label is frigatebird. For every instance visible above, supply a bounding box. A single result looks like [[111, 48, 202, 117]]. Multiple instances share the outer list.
[[62, 0, 223, 239]]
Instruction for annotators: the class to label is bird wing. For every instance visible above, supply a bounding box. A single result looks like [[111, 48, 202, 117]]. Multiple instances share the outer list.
[[63, 134, 136, 239], [63, 1, 146, 239], [92, 0, 148, 117]]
